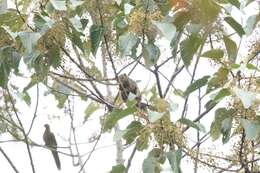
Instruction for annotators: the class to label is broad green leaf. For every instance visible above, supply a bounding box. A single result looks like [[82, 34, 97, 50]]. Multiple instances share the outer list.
[[19, 32, 41, 54], [118, 32, 139, 57], [204, 100, 217, 111], [184, 76, 210, 96], [173, 11, 191, 30], [166, 149, 182, 173], [231, 64, 240, 69], [142, 157, 160, 173], [233, 87, 256, 109], [221, 117, 232, 143], [245, 14, 260, 35], [109, 164, 126, 173], [148, 148, 166, 164], [0, 64, 8, 87], [46, 45, 61, 68], [213, 88, 231, 102], [50, 0, 66, 11], [224, 17, 245, 37], [198, 0, 220, 24], [52, 82, 71, 108], [123, 121, 143, 144], [90, 24, 104, 56], [246, 63, 258, 70], [178, 118, 206, 133], [223, 35, 237, 63], [0, 10, 25, 31], [152, 21, 176, 42], [143, 43, 160, 67], [147, 110, 165, 123], [227, 0, 240, 9], [207, 67, 229, 93], [0, 47, 21, 87], [83, 102, 99, 123], [0, 47, 21, 73], [22, 91, 31, 105], [104, 106, 137, 131], [33, 14, 54, 32], [210, 108, 235, 141], [180, 34, 202, 66], [201, 49, 224, 61], [23, 74, 42, 91], [205, 88, 230, 111], [240, 119, 260, 140]]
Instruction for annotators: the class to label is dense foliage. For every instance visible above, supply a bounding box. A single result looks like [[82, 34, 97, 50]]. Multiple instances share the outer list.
[[0, 0, 259, 172]]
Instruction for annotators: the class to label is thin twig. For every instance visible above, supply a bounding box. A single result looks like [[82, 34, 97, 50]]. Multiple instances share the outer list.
[[125, 145, 137, 173], [6, 87, 36, 173], [0, 147, 19, 173], [26, 84, 39, 136]]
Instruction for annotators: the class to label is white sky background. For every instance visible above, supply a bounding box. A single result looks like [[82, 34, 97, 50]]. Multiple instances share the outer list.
[[0, 1, 259, 173]]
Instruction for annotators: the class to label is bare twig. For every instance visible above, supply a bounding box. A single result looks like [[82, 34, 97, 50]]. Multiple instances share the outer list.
[[0, 147, 19, 173], [6, 87, 36, 173], [125, 145, 137, 173], [26, 84, 39, 136]]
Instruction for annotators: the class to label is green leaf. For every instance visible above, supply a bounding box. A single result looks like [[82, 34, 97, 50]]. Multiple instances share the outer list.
[[50, 0, 66, 11], [46, 45, 61, 68], [207, 67, 229, 93], [223, 35, 237, 63], [142, 157, 160, 173], [83, 102, 99, 123], [213, 88, 231, 102], [23, 74, 42, 91], [205, 88, 231, 110], [201, 49, 224, 61], [19, 32, 41, 54], [33, 14, 54, 32], [52, 82, 71, 108], [148, 148, 166, 164], [123, 121, 144, 144], [166, 149, 182, 173], [118, 32, 139, 57], [240, 119, 260, 140], [245, 14, 260, 35], [104, 106, 137, 131], [173, 10, 191, 30], [246, 63, 258, 70], [221, 117, 232, 143], [233, 87, 256, 109], [109, 164, 126, 173], [210, 108, 235, 141], [0, 47, 21, 87], [180, 34, 202, 66], [227, 0, 240, 9], [178, 118, 206, 133], [0, 10, 25, 31], [152, 21, 176, 42], [224, 17, 245, 37], [90, 24, 105, 56], [148, 110, 165, 123], [22, 91, 31, 105], [184, 76, 210, 96], [143, 43, 160, 67]]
